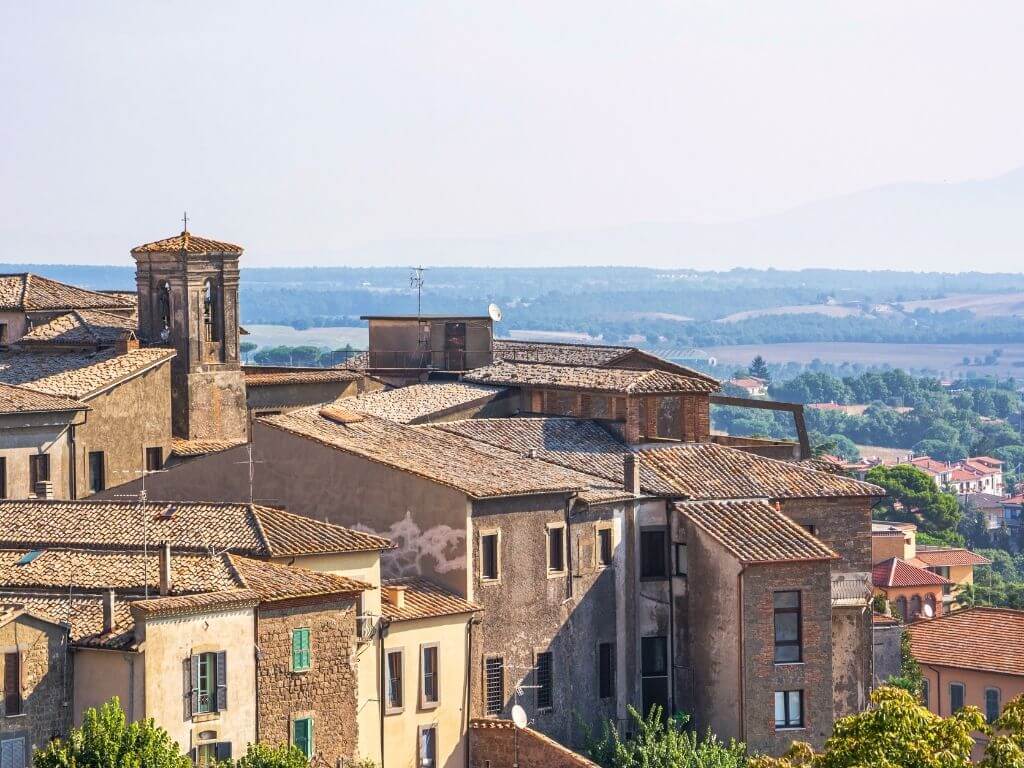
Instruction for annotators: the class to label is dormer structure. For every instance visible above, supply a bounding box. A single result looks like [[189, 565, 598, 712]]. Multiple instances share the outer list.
[[132, 230, 248, 440]]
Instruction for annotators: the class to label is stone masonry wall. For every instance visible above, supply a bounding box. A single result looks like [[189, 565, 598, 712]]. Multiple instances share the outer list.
[[0, 616, 71, 750], [256, 596, 360, 765], [779, 497, 874, 573], [469, 721, 600, 768]]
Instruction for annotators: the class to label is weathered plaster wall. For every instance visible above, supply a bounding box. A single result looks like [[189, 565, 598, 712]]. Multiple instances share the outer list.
[[0, 312, 28, 344], [0, 615, 70, 748], [75, 361, 172, 498], [245, 379, 363, 416], [0, 415, 72, 499], [871, 622, 902, 686], [73, 648, 140, 725], [183, 370, 248, 441], [831, 606, 871, 719]]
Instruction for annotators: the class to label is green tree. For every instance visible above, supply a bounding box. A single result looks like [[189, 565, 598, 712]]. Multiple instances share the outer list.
[[749, 355, 770, 381], [34, 698, 190, 768], [233, 743, 309, 768], [240, 341, 258, 362], [583, 706, 746, 768], [867, 464, 962, 536], [749, 686, 986, 768]]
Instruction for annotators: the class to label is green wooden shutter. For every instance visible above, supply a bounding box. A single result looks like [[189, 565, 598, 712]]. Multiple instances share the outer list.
[[293, 717, 313, 759], [291, 628, 310, 671]]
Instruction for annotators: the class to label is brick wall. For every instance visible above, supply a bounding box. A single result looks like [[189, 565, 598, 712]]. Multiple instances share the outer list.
[[469, 721, 600, 768], [741, 560, 834, 755], [256, 596, 360, 764], [779, 497, 873, 573], [679, 395, 710, 442]]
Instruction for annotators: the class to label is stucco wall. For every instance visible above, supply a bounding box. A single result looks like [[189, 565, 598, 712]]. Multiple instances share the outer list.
[[0, 615, 70, 749], [872, 622, 903, 685], [73, 648, 140, 725], [384, 614, 473, 768], [75, 361, 172, 498], [0, 414, 73, 499], [831, 606, 871, 719], [136, 607, 257, 756]]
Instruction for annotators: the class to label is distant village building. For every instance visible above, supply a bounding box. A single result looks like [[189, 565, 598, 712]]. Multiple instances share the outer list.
[[726, 376, 768, 397]]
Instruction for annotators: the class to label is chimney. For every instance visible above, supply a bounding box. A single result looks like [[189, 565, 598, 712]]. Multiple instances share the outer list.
[[114, 334, 139, 355], [33, 481, 53, 499], [383, 585, 406, 610], [102, 590, 116, 635], [158, 542, 172, 596], [624, 454, 640, 497]]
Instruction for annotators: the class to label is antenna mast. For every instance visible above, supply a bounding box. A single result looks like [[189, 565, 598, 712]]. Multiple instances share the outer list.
[[409, 266, 426, 317]]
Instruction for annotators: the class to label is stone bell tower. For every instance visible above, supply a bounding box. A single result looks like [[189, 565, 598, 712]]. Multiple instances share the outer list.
[[131, 224, 248, 441]]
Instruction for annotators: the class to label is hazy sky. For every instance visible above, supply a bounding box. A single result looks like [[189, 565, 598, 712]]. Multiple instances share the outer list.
[[3, 2, 1024, 268]]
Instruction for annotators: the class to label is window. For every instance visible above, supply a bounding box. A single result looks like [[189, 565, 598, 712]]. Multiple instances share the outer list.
[[801, 524, 816, 535], [421, 644, 439, 708], [674, 542, 688, 576], [640, 636, 668, 717], [950, 682, 965, 713], [1, 738, 26, 768], [157, 281, 172, 339], [986, 688, 1001, 724], [3, 652, 20, 716], [88, 451, 105, 493], [202, 279, 219, 342], [418, 725, 437, 768], [536, 651, 553, 710], [146, 447, 164, 472], [195, 744, 232, 768], [485, 656, 504, 715], [597, 526, 613, 567], [895, 596, 908, 622], [0, 458, 6, 500], [640, 528, 667, 578], [0, 323, 7, 344], [909, 595, 922, 619], [196, 652, 217, 713], [773, 591, 802, 664], [598, 642, 615, 700], [481, 532, 499, 581], [921, 679, 929, 708], [29, 454, 49, 490], [934, 566, 951, 580], [547, 524, 565, 573], [292, 717, 313, 760], [187, 651, 226, 716], [291, 628, 311, 672], [386, 649, 404, 712], [774, 690, 804, 729]]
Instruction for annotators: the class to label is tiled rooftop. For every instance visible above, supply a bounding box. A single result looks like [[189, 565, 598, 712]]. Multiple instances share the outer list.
[[676, 499, 837, 565], [0, 274, 136, 312], [243, 367, 364, 387], [131, 231, 243, 254], [18, 309, 137, 346], [0, 591, 138, 649], [0, 500, 391, 557], [0, 347, 175, 399], [463, 361, 718, 395], [0, 383, 86, 415], [228, 555, 369, 601], [340, 382, 507, 424], [872, 557, 951, 588], [261, 407, 629, 502], [908, 607, 1024, 676], [131, 590, 259, 618], [381, 578, 480, 621], [170, 437, 248, 457], [913, 548, 992, 568]]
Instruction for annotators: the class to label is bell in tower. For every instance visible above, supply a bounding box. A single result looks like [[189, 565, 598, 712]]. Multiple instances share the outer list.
[[131, 221, 248, 441]]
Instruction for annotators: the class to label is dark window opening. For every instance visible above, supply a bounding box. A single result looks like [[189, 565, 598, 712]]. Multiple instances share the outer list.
[[536, 651, 553, 710], [598, 642, 615, 700], [674, 542, 688, 576], [3, 652, 20, 716], [985, 688, 1000, 724], [418, 726, 437, 768], [548, 526, 565, 573], [950, 683, 965, 713], [640, 528, 668, 578], [485, 657, 504, 715], [88, 451, 105, 493], [773, 591, 802, 664], [157, 282, 172, 341], [203, 280, 220, 343], [640, 636, 668, 717], [29, 454, 49, 491], [422, 645, 439, 705], [481, 533, 499, 580], [775, 690, 803, 729], [146, 447, 164, 472], [386, 650, 403, 711], [598, 528, 613, 567], [0, 457, 6, 500]]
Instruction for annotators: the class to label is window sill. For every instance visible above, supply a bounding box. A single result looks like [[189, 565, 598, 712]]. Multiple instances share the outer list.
[[775, 726, 805, 732], [192, 712, 220, 723], [3, 713, 26, 719], [639, 575, 669, 582], [479, 578, 501, 586], [384, 707, 405, 716], [419, 701, 440, 711], [290, 668, 311, 674], [546, 570, 567, 580], [774, 661, 805, 667]]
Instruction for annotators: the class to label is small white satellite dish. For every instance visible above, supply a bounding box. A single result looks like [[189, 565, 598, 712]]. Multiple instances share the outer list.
[[488, 303, 503, 322], [511, 704, 528, 729], [922, 604, 934, 619]]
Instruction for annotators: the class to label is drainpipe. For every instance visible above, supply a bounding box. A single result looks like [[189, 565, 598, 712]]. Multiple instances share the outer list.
[[665, 502, 676, 715], [378, 616, 391, 768], [738, 566, 747, 742], [565, 493, 579, 601], [926, 663, 941, 715], [68, 424, 78, 500], [464, 616, 477, 768]]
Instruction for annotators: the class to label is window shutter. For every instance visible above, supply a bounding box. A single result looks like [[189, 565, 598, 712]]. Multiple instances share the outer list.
[[3, 653, 20, 716], [2, 739, 13, 768], [215, 651, 227, 711], [215, 743, 232, 762], [12, 740, 24, 768], [189, 655, 200, 717]]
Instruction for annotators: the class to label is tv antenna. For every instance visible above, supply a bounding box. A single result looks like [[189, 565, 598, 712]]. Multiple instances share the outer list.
[[409, 266, 426, 316], [233, 443, 265, 506], [112, 465, 168, 599]]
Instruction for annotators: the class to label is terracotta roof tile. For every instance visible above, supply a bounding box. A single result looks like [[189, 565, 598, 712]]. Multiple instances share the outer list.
[[0, 591, 138, 649], [0, 383, 86, 415], [19, 309, 137, 346], [0, 500, 389, 557], [492, 340, 716, 383], [676, 499, 837, 564], [381, 578, 480, 621], [0, 274, 135, 312], [0, 347, 175, 399], [170, 437, 248, 457], [336, 351, 370, 370], [261, 407, 627, 502], [872, 557, 952, 588], [640, 442, 885, 499], [873, 612, 900, 626], [463, 361, 718, 395], [131, 232, 243, 254], [243, 367, 364, 387], [131, 589, 259, 618], [228, 555, 369, 601], [913, 548, 992, 568], [908, 607, 1024, 676], [341, 382, 507, 424]]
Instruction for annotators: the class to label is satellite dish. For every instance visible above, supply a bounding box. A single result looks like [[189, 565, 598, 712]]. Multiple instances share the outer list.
[[922, 604, 934, 618], [488, 303, 503, 322], [510, 704, 528, 729]]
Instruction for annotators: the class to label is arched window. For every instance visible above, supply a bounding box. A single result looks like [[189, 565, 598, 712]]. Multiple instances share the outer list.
[[895, 596, 908, 622], [925, 593, 937, 617], [910, 595, 922, 620], [157, 282, 172, 341], [203, 279, 219, 342]]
